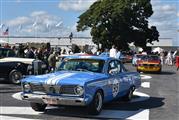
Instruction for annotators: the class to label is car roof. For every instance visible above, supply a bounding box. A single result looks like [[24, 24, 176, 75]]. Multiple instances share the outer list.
[[65, 55, 114, 61]]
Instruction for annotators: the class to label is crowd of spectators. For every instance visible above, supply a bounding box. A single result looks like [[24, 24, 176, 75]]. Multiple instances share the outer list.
[[1, 43, 179, 70]]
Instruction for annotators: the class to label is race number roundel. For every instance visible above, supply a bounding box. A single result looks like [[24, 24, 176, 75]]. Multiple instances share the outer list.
[[112, 79, 119, 97]]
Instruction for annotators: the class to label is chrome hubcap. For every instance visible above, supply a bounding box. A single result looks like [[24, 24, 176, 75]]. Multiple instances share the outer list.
[[12, 72, 22, 83], [95, 92, 102, 111]]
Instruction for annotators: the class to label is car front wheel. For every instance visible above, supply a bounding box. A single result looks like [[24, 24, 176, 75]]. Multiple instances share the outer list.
[[9, 70, 23, 84], [124, 87, 135, 101], [30, 102, 47, 112], [87, 90, 103, 115]]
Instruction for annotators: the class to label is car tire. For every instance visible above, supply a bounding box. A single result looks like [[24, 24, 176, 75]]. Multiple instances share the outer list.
[[9, 70, 23, 84], [137, 69, 141, 73], [30, 102, 47, 112], [156, 68, 161, 74], [123, 86, 135, 101], [87, 90, 103, 115]]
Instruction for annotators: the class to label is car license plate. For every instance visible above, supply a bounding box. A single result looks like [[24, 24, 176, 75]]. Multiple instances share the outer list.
[[44, 98, 58, 104]]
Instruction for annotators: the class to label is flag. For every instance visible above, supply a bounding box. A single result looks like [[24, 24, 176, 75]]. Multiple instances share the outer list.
[[46, 23, 49, 29], [55, 21, 63, 27], [3, 28, 9, 35], [0, 24, 5, 29], [17, 24, 22, 31], [32, 21, 37, 27]]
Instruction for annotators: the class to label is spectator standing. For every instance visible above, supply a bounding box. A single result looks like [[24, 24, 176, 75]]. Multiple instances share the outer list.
[[17, 44, 26, 58], [165, 51, 173, 65], [160, 51, 165, 65], [116, 49, 122, 59], [109, 45, 117, 58], [173, 49, 179, 59], [95, 49, 102, 56], [36, 48, 44, 60], [26, 47, 35, 59], [48, 51, 58, 72]]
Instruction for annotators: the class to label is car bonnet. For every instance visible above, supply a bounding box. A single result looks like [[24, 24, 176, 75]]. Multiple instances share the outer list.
[[23, 71, 108, 86]]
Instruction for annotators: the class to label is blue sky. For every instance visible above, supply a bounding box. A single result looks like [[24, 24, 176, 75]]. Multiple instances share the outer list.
[[0, 0, 179, 46]]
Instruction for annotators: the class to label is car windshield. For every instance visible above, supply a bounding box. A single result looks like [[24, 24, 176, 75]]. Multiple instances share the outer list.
[[141, 55, 159, 60], [136, 55, 146, 58], [57, 59, 105, 73]]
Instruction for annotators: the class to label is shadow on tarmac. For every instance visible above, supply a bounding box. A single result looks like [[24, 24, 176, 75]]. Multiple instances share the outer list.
[[40, 96, 165, 119]]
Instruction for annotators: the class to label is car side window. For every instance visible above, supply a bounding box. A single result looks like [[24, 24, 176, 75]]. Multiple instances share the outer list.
[[108, 60, 121, 75]]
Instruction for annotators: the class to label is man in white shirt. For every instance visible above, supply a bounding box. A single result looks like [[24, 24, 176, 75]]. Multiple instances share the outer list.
[[116, 49, 122, 59], [109, 45, 117, 58]]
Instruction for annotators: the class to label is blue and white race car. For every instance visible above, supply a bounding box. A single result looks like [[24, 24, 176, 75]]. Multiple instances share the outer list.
[[21, 56, 141, 115]]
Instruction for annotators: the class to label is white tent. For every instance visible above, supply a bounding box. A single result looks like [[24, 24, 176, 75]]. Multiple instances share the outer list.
[[152, 47, 164, 53], [0, 39, 8, 43]]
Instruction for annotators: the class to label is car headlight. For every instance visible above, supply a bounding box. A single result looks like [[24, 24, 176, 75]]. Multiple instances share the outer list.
[[23, 83, 31, 92], [74, 86, 84, 96], [27, 65, 33, 70]]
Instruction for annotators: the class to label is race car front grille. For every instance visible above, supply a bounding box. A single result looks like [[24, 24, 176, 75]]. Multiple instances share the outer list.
[[31, 84, 46, 93], [30, 84, 77, 95], [142, 64, 155, 67], [60, 85, 76, 95]]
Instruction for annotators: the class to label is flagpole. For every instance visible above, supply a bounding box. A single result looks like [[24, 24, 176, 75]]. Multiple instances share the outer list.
[[7, 27, 9, 43]]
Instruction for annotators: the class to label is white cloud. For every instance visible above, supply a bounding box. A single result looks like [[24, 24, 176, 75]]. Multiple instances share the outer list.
[[5, 11, 67, 36], [149, 0, 178, 45], [177, 12, 179, 17], [161, 5, 176, 11], [58, 0, 96, 11], [30, 11, 47, 17], [7, 17, 30, 26]]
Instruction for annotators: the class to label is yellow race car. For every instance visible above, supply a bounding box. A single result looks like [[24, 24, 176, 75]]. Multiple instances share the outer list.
[[136, 55, 161, 73]]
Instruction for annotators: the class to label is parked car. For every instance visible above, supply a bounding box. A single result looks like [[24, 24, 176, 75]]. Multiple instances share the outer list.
[[0, 57, 48, 84], [136, 55, 162, 73], [21, 56, 141, 115], [0, 47, 16, 58], [132, 54, 146, 66]]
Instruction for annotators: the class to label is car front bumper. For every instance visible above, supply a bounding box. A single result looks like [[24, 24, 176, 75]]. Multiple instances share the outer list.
[[137, 66, 161, 72], [21, 93, 89, 106]]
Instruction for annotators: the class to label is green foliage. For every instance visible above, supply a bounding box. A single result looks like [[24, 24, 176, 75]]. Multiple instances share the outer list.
[[77, 0, 159, 50]]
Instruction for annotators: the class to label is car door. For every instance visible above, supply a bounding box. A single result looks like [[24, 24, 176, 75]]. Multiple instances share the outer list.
[[107, 60, 125, 99]]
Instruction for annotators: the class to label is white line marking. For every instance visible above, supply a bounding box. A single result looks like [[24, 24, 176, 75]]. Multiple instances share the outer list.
[[12, 92, 22, 101], [140, 75, 152, 80], [0, 115, 40, 120], [141, 82, 150, 88], [128, 109, 149, 120], [131, 91, 149, 103]]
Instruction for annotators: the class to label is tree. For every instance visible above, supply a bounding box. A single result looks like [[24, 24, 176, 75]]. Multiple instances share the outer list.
[[77, 0, 159, 50]]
